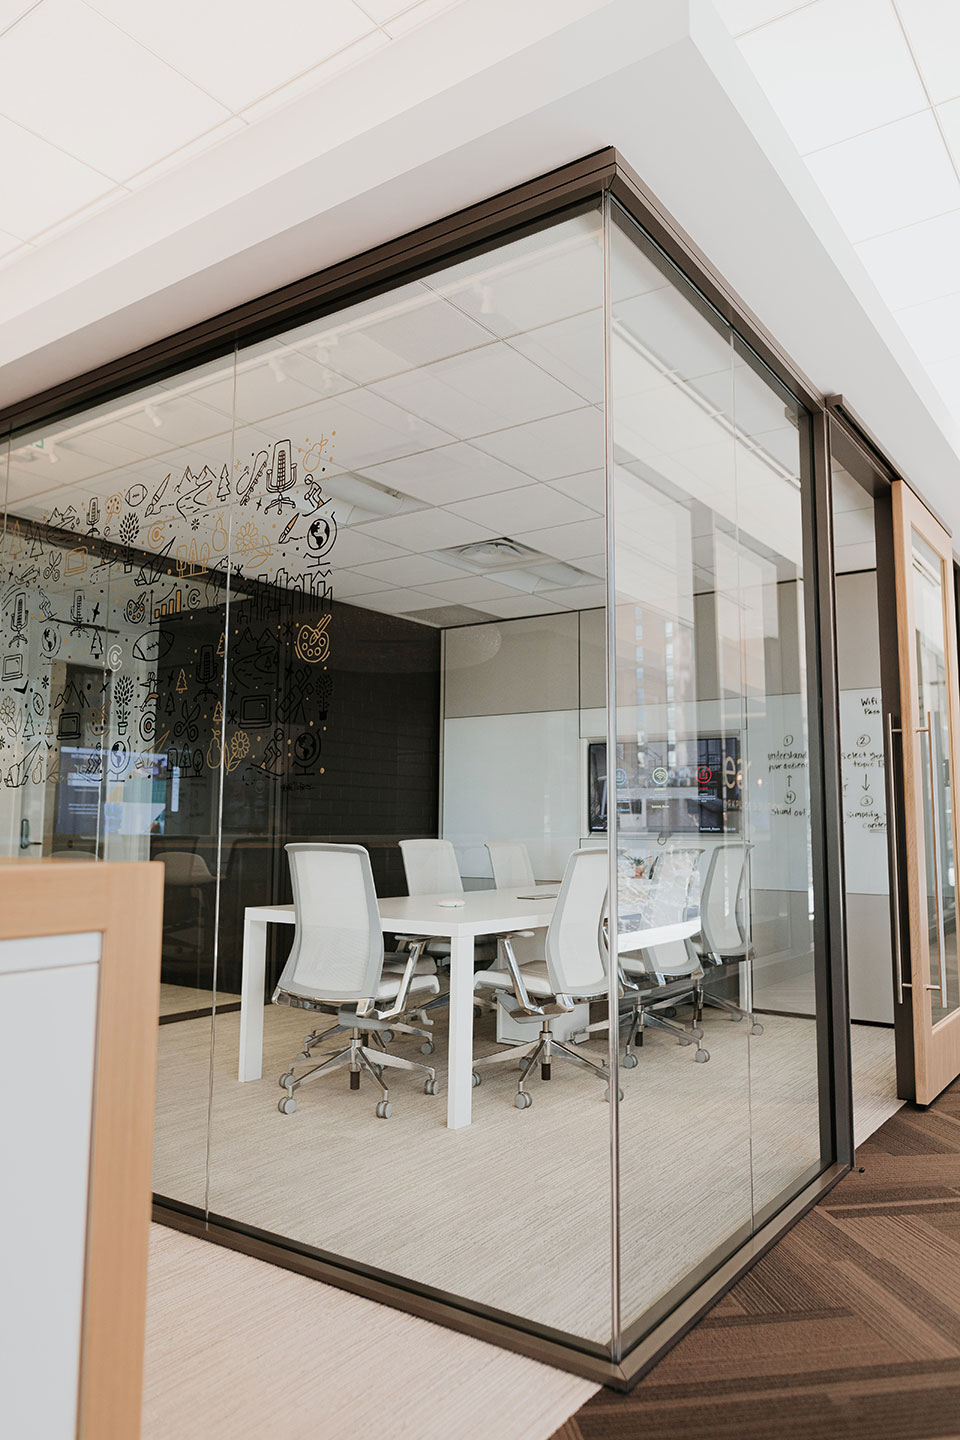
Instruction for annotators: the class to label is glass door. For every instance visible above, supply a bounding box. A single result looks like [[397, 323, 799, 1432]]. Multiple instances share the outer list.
[[891, 479, 960, 1104]]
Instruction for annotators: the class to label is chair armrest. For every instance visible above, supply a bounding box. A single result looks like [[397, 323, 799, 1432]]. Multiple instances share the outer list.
[[357, 937, 429, 1022]]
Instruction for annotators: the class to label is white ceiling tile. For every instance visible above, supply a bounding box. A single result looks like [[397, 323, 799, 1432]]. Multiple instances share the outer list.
[[0, 0, 229, 181], [547, 469, 605, 513], [448, 484, 595, 534], [936, 95, 960, 173], [535, 583, 606, 610], [354, 508, 495, 550], [346, 586, 444, 614], [478, 595, 565, 618], [416, 575, 515, 603], [833, 505, 877, 546], [508, 311, 603, 403], [739, 0, 927, 153], [896, 289, 960, 362], [0, 1, 39, 28], [474, 407, 604, 481], [574, 553, 606, 578], [383, 0, 462, 36], [327, 529, 409, 566], [241, 30, 390, 121], [124, 118, 247, 189], [424, 211, 602, 338], [86, 0, 373, 112], [806, 110, 960, 242], [514, 518, 607, 560], [0, 229, 23, 259], [352, 0, 412, 19], [326, 570, 394, 599], [897, 0, 960, 104], [856, 207, 960, 307], [372, 345, 582, 439], [352, 554, 467, 587], [245, 387, 451, 468], [0, 114, 114, 239], [712, 0, 811, 34], [357, 442, 528, 506]]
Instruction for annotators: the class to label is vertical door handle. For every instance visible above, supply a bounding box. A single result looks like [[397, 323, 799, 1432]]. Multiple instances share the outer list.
[[920, 710, 949, 1008], [885, 714, 906, 1004]]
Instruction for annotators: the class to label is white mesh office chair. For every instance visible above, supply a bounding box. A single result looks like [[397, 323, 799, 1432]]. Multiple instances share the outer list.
[[399, 838, 463, 894], [485, 841, 535, 890], [694, 843, 763, 1035], [471, 848, 618, 1109], [273, 844, 442, 1119], [618, 846, 710, 1064]]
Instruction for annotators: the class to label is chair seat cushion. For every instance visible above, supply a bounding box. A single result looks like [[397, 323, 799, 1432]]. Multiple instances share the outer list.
[[473, 961, 555, 998]]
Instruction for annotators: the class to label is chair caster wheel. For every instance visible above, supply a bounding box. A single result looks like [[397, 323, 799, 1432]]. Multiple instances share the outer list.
[[661, 1006, 677, 1019], [472, 1072, 481, 1088], [515, 1091, 532, 1109], [420, 1041, 435, 1055], [424, 1078, 440, 1096], [695, 1048, 710, 1063], [279, 1072, 296, 1088], [604, 1087, 624, 1102], [380, 1030, 394, 1044], [751, 1022, 764, 1036], [570, 1033, 587, 1045], [278, 1096, 296, 1114], [733, 1014, 744, 1023], [375, 1100, 392, 1119], [622, 1053, 639, 1069], [296, 1052, 311, 1062]]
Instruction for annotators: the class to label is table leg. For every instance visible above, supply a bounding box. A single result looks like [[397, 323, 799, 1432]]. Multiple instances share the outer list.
[[239, 915, 267, 1082], [447, 933, 475, 1129]]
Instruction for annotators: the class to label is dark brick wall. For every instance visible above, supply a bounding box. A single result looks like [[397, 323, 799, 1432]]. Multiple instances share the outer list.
[[152, 594, 440, 993]]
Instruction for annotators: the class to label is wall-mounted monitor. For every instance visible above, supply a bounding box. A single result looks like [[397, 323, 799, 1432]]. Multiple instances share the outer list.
[[587, 736, 741, 836]]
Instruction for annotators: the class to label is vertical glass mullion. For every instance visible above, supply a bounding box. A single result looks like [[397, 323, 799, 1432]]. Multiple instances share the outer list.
[[602, 186, 622, 1365]]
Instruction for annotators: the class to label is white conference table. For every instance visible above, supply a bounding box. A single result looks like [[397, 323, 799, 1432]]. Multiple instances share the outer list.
[[239, 886, 560, 1129], [239, 887, 701, 1129]]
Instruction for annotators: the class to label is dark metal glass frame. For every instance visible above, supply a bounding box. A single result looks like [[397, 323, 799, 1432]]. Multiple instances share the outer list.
[[0, 149, 855, 1389]]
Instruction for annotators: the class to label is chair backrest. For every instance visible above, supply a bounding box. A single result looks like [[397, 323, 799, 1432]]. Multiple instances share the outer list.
[[400, 838, 462, 895], [274, 844, 384, 1003], [544, 848, 609, 998], [162, 851, 215, 886], [700, 843, 752, 958], [485, 840, 535, 889]]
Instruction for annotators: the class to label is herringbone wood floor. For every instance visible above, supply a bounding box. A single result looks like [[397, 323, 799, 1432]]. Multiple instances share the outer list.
[[555, 1076, 960, 1440]]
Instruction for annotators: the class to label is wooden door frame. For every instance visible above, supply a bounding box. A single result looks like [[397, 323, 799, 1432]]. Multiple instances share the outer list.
[[891, 480, 960, 1104]]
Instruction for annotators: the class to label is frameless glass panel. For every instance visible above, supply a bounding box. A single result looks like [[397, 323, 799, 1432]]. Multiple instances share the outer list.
[[608, 199, 824, 1342], [911, 529, 960, 1023], [1, 359, 236, 1209], [205, 207, 616, 1348]]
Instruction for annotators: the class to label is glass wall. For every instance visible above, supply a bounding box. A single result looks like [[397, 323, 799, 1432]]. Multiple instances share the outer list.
[[608, 199, 825, 1341], [0, 185, 835, 1372]]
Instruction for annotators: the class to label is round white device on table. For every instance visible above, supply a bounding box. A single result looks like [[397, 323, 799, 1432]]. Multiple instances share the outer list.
[[437, 899, 465, 908]]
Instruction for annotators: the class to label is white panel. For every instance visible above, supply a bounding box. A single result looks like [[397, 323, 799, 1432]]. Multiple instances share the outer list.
[[86, 0, 373, 112], [448, 483, 594, 532], [0, 115, 113, 241], [0, 0, 229, 181], [739, 0, 926, 154], [0, 930, 101, 975], [359, 443, 529, 506], [443, 711, 581, 880], [0, 955, 100, 1440], [898, 0, 960, 105], [806, 111, 960, 243], [474, 407, 604, 480], [856, 207, 960, 310]]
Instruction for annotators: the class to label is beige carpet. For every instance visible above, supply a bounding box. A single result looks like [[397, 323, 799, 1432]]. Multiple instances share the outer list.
[[142, 1224, 597, 1440], [154, 986, 899, 1346], [159, 983, 239, 1017]]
